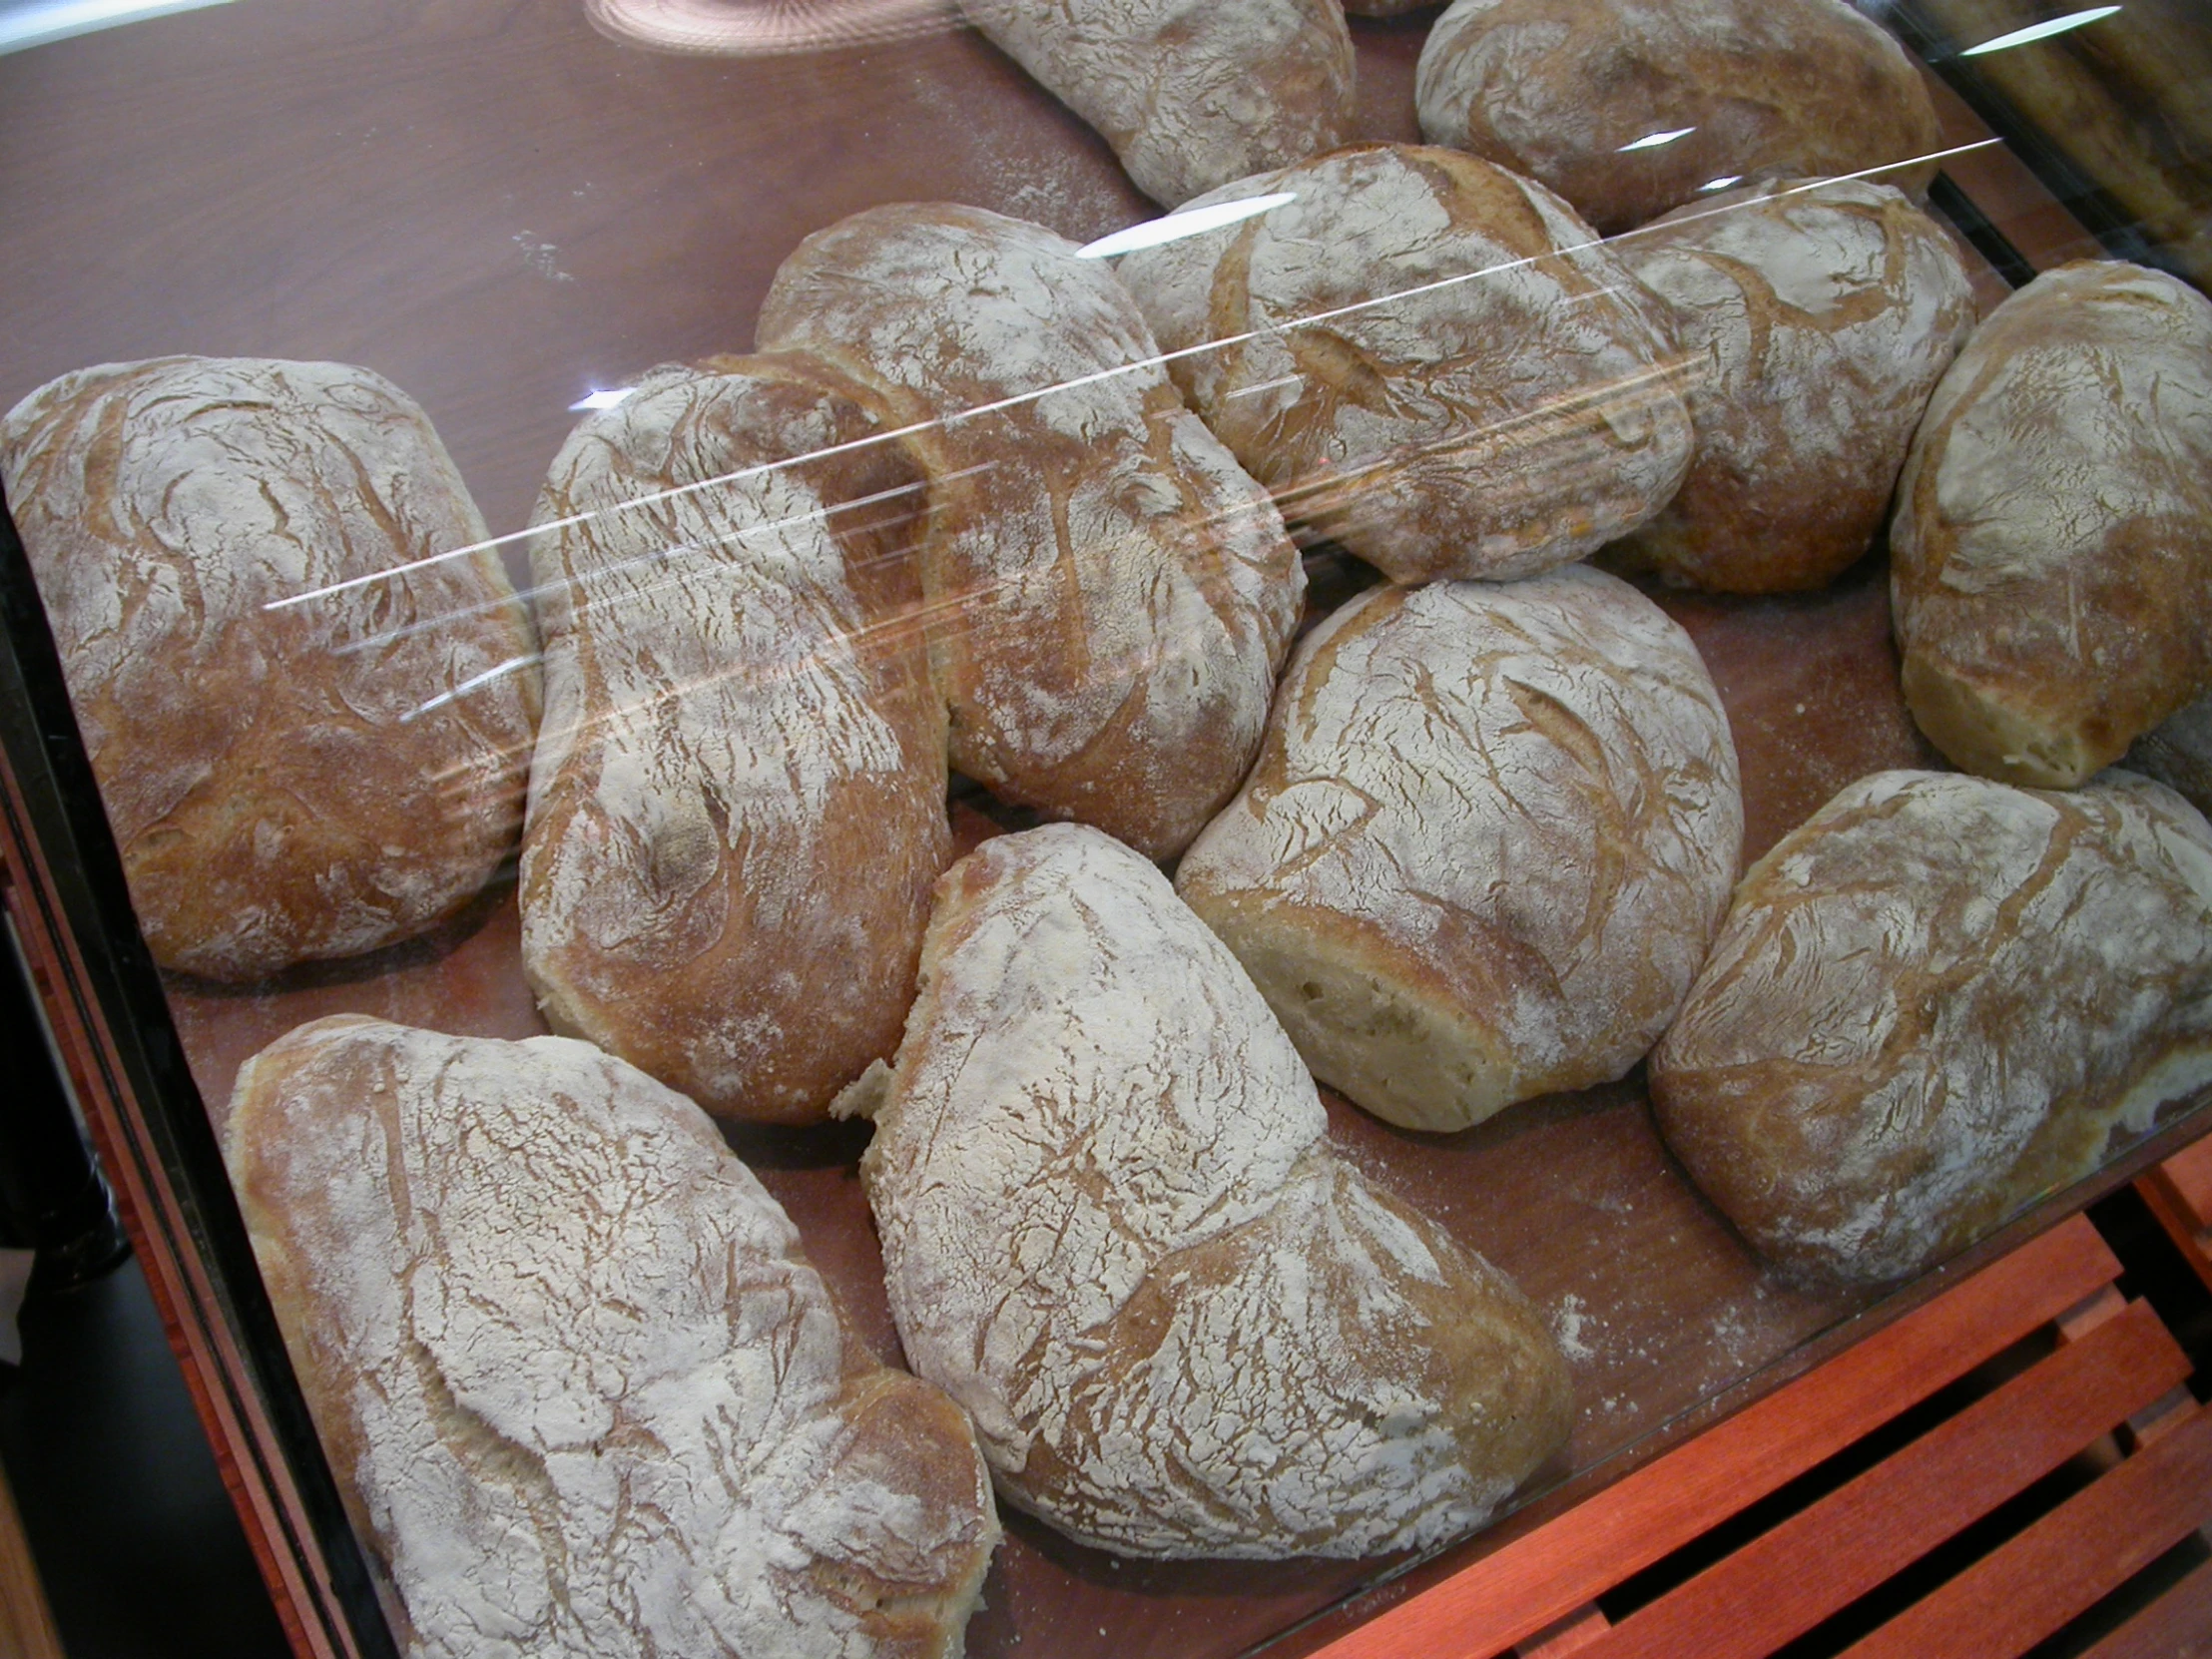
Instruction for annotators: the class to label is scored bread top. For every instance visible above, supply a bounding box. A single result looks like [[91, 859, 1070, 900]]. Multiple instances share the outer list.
[[1608, 177, 1977, 593], [520, 353, 949, 1124], [858, 824, 1573, 1558], [0, 355, 539, 979], [1414, 0, 1941, 235], [1115, 144, 1693, 584], [1891, 261, 2212, 787], [756, 203, 1303, 857], [225, 1015, 1000, 1659], [958, 0, 1354, 207], [1653, 769, 2212, 1285], [1177, 566, 1742, 1131]]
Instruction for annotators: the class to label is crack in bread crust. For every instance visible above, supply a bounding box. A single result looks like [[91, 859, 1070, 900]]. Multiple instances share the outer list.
[[226, 1016, 1000, 1659], [1653, 769, 2212, 1285], [862, 825, 1573, 1558]]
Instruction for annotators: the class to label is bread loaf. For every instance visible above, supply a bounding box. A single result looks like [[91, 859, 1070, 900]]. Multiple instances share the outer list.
[[959, 0, 1354, 207], [1177, 567, 1741, 1132], [520, 354, 948, 1125], [225, 1015, 1000, 1659], [757, 204, 1304, 856], [0, 356, 538, 980], [1114, 144, 1693, 584], [1414, 0, 1942, 236], [846, 823, 1573, 1559], [1606, 178, 1976, 593], [1652, 770, 2212, 1285], [1891, 261, 2212, 788]]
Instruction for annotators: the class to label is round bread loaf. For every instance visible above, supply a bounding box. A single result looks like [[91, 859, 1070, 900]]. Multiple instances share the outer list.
[[959, 0, 1354, 207], [1652, 770, 2212, 1286], [1414, 0, 1942, 235], [847, 824, 1574, 1559], [1114, 144, 1693, 584], [520, 354, 949, 1125], [1606, 177, 1977, 593], [226, 1015, 1000, 1659], [1891, 261, 2212, 788], [0, 356, 538, 980], [757, 203, 1304, 856], [1177, 566, 1742, 1132]]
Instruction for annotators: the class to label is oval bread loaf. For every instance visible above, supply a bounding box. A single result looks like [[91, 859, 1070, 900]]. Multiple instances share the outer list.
[[1891, 261, 2212, 789], [1177, 566, 1742, 1132], [1414, 0, 1941, 235], [0, 356, 538, 980], [1607, 177, 1977, 593], [225, 1015, 1000, 1659], [959, 0, 1354, 207], [757, 203, 1304, 856], [1115, 144, 1693, 584], [520, 354, 949, 1125], [848, 823, 1574, 1559], [1652, 770, 2212, 1285]]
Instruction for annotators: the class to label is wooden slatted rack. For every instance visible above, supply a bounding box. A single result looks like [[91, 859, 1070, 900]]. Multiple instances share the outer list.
[[1303, 1212, 2212, 1659]]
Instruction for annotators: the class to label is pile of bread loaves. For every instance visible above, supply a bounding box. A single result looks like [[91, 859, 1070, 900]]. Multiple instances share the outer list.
[[7, 0, 2212, 1653]]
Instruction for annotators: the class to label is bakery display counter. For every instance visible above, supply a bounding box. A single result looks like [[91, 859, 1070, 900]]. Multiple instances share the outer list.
[[1, 2, 2208, 1657]]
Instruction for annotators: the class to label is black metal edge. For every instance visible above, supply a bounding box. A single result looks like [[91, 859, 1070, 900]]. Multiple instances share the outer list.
[[1928, 173, 2039, 291], [1888, 0, 2182, 278], [0, 487, 401, 1659]]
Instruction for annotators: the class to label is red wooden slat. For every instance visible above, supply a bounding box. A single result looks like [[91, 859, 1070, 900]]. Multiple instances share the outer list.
[[1577, 1298, 2189, 1659], [1310, 1215, 2119, 1659], [1841, 1407, 2212, 1659], [2077, 1557, 2212, 1659], [2157, 1138, 2212, 1228]]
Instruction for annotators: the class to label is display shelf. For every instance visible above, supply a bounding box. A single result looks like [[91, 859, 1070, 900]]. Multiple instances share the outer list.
[[0, 4, 2206, 1658]]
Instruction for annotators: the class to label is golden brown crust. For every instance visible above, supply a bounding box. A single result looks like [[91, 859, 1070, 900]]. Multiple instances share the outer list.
[[1177, 569, 1741, 1131], [958, 0, 1355, 207], [0, 356, 539, 980], [757, 203, 1303, 857], [1890, 261, 2212, 788], [225, 1015, 1000, 1659], [520, 354, 949, 1125], [1116, 144, 1693, 584], [1414, 0, 1941, 236], [1607, 178, 1976, 594], [860, 825, 1573, 1558], [1652, 770, 2212, 1285]]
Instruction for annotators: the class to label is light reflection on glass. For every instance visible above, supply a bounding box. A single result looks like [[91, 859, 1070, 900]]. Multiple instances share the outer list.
[[1617, 127, 1697, 153], [1699, 176, 1744, 194], [570, 387, 638, 412], [266, 140, 2001, 621], [1076, 194, 1300, 260], [0, 0, 232, 55], [1959, 5, 2121, 57]]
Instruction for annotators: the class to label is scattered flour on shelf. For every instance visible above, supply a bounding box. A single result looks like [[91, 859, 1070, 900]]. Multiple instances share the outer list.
[[1553, 1293, 1598, 1364]]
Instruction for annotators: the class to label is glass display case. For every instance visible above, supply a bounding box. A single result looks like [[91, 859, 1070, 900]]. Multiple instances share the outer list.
[[0, 2, 2207, 1656]]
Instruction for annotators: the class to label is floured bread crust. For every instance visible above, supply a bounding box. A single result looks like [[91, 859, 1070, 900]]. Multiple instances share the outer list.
[[1653, 770, 2212, 1286], [757, 204, 1304, 857], [1114, 144, 1694, 584], [959, 0, 1353, 207], [1415, 0, 1941, 236], [0, 356, 538, 980], [1608, 178, 1976, 593], [1891, 261, 2212, 788], [1177, 568, 1742, 1132], [855, 824, 1573, 1559], [520, 354, 948, 1124], [225, 1015, 1000, 1659]]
